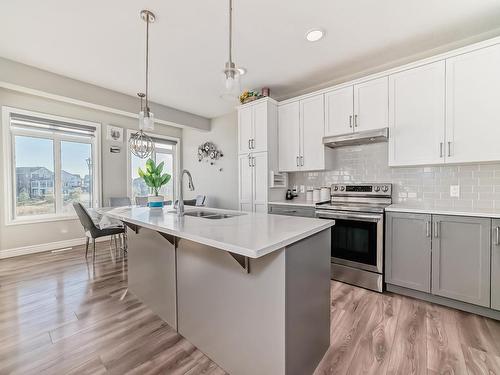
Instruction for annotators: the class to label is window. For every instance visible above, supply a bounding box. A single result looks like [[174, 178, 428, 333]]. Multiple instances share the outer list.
[[128, 131, 178, 203], [2, 107, 100, 223]]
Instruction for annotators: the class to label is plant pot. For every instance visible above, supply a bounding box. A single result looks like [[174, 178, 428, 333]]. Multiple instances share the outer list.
[[148, 195, 164, 208]]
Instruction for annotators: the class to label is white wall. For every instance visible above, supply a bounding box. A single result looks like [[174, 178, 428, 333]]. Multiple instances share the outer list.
[[182, 112, 238, 210], [0, 88, 181, 254]]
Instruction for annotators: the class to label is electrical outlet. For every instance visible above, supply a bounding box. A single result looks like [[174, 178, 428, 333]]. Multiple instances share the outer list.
[[450, 185, 460, 198]]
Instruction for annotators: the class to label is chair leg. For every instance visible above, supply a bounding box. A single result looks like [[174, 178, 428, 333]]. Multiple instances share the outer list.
[[123, 227, 128, 252], [85, 237, 90, 258], [92, 238, 96, 263]]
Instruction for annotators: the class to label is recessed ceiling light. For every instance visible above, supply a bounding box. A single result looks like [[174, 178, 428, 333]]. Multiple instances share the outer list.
[[237, 67, 247, 75], [306, 28, 325, 42]]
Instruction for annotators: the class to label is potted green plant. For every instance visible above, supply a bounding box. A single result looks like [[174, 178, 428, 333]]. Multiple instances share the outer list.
[[138, 159, 171, 208]]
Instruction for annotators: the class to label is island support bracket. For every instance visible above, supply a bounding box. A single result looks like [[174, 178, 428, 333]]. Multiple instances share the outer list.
[[228, 252, 250, 273]]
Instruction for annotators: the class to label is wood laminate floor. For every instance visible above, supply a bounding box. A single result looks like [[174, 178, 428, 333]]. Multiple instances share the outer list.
[[1, 243, 500, 374]]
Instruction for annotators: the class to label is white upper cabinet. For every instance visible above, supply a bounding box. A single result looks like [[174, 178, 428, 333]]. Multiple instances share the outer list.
[[238, 100, 274, 155], [278, 95, 332, 172], [325, 86, 353, 136], [252, 102, 268, 153], [300, 95, 325, 171], [353, 77, 389, 132], [325, 77, 388, 137], [238, 106, 253, 154], [388, 61, 446, 166], [446, 43, 500, 164], [278, 102, 301, 172]]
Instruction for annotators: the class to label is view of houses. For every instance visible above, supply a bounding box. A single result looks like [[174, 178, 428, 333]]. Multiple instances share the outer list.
[[15, 166, 92, 215]]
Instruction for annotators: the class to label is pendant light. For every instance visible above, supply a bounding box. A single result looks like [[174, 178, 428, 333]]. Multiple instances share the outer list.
[[130, 10, 156, 159], [221, 0, 241, 101], [130, 93, 154, 159]]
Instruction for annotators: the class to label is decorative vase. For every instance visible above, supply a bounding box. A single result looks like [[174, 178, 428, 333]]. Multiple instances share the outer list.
[[148, 195, 164, 208]]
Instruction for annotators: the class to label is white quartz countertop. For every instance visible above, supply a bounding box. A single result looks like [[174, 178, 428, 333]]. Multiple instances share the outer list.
[[386, 203, 500, 219], [103, 206, 334, 258], [268, 198, 327, 208]]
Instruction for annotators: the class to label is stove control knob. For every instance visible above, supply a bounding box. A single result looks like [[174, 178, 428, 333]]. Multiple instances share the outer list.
[[340, 186, 345, 191], [382, 185, 389, 192], [333, 186, 338, 191], [374, 186, 380, 192]]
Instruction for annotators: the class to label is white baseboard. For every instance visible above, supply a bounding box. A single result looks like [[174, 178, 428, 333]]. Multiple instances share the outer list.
[[0, 236, 111, 259]]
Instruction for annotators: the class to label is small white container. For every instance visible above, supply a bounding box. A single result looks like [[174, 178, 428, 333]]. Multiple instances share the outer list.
[[312, 188, 321, 202], [320, 187, 331, 202], [306, 190, 313, 201]]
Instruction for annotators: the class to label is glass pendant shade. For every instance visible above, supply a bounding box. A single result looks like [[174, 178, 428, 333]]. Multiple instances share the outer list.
[[221, 63, 241, 101], [139, 110, 155, 131]]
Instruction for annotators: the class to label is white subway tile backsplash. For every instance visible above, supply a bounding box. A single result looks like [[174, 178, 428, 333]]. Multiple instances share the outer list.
[[288, 142, 500, 207]]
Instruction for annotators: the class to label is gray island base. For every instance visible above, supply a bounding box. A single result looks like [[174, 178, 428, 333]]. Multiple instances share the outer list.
[[126, 224, 331, 375]]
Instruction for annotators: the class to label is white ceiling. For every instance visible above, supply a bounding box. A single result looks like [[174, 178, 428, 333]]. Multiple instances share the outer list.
[[1, 1, 500, 119]]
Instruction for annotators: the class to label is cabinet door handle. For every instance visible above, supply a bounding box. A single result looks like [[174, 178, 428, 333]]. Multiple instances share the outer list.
[[447, 141, 451, 157], [349, 115, 353, 128], [248, 155, 252, 167], [253, 157, 256, 167], [248, 139, 251, 150], [354, 114, 358, 127], [300, 156, 304, 166], [440, 142, 444, 158], [296, 156, 299, 167], [426, 221, 431, 238], [434, 221, 439, 238], [251, 139, 255, 149], [495, 227, 500, 246]]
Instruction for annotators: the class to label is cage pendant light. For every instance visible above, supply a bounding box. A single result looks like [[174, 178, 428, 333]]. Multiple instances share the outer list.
[[130, 10, 156, 159], [221, 0, 240, 101], [130, 93, 154, 159]]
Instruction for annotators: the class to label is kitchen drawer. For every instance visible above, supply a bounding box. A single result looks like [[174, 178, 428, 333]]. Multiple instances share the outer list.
[[268, 204, 316, 218]]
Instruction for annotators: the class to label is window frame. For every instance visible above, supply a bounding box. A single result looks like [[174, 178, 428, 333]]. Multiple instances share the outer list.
[[2, 106, 101, 225], [126, 129, 180, 203]]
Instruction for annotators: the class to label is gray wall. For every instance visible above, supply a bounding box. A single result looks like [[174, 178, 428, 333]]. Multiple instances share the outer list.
[[0, 57, 210, 131], [289, 142, 500, 211], [0, 88, 181, 253], [182, 112, 238, 210]]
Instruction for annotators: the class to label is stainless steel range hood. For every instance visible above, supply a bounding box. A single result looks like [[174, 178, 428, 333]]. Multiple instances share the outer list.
[[323, 128, 389, 148]]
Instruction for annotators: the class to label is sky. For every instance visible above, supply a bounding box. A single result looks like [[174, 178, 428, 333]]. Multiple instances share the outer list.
[[15, 136, 92, 177]]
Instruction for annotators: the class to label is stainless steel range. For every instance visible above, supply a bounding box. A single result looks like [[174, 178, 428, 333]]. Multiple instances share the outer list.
[[315, 183, 392, 292]]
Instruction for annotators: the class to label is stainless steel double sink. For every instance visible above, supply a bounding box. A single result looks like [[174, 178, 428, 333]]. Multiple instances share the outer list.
[[183, 211, 243, 220]]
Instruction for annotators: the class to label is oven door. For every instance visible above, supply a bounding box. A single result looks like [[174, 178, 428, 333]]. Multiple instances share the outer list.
[[316, 210, 383, 273]]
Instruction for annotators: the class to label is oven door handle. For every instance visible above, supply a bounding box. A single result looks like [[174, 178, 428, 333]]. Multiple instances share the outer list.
[[315, 210, 382, 222]]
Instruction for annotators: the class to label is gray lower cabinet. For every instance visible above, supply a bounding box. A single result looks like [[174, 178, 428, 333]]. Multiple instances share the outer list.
[[491, 219, 500, 311], [431, 215, 490, 307], [385, 212, 432, 292], [268, 204, 316, 218]]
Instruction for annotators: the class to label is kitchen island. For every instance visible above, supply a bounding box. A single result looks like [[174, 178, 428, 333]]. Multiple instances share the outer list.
[[104, 206, 334, 375]]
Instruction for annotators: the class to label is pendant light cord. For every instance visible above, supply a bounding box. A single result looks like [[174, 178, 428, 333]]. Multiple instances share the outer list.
[[145, 14, 150, 111], [228, 0, 233, 64]]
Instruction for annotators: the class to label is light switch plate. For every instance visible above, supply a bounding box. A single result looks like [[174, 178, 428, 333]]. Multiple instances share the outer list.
[[450, 185, 460, 198]]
